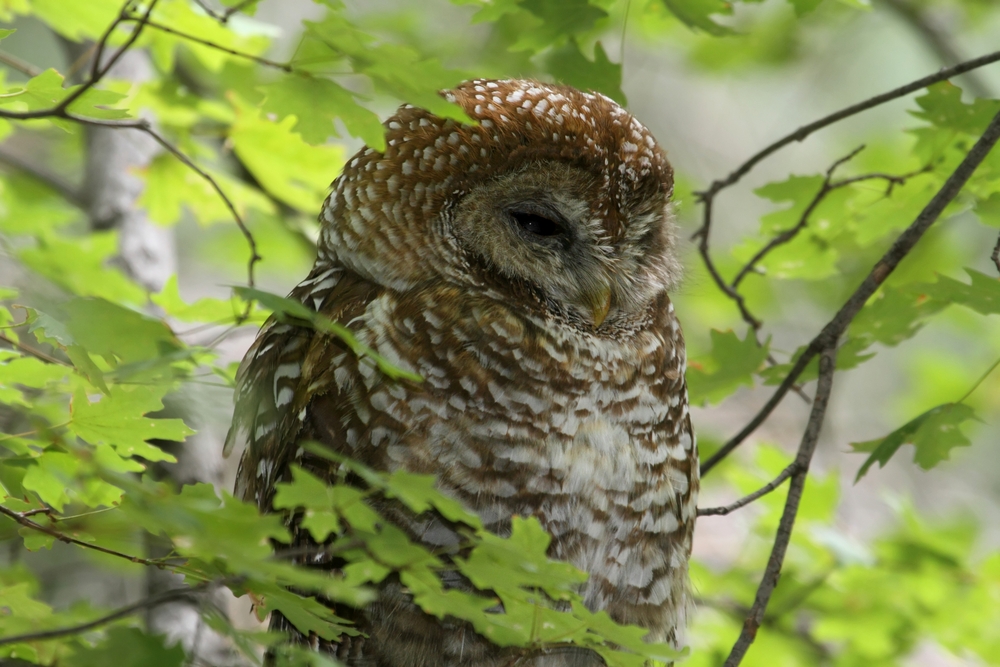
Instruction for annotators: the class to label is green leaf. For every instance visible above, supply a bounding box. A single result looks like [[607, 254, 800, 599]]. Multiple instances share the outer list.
[[662, 0, 735, 35], [512, 0, 609, 50], [21, 451, 79, 511], [69, 385, 192, 463], [787, 0, 824, 15], [26, 0, 120, 41], [0, 68, 129, 120], [686, 329, 770, 405], [18, 232, 147, 305], [546, 40, 625, 104], [384, 470, 483, 529], [71, 627, 185, 667], [461, 516, 588, 600], [923, 269, 1000, 316], [260, 75, 385, 149], [138, 153, 276, 226], [247, 582, 357, 641], [229, 98, 346, 212], [152, 276, 249, 324], [911, 82, 1000, 135], [58, 297, 182, 364], [852, 403, 978, 481], [0, 172, 78, 235]]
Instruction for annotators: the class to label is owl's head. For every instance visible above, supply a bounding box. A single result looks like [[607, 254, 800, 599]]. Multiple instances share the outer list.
[[319, 79, 680, 331]]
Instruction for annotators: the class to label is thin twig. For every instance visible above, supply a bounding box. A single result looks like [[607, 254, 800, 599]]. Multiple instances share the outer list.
[[721, 347, 838, 667], [697, 462, 799, 517], [122, 15, 292, 71], [702, 105, 1000, 477], [0, 579, 225, 647], [0, 504, 160, 567]]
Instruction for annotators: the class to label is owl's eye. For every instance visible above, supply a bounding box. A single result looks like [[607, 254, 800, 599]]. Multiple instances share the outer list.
[[510, 210, 565, 238]]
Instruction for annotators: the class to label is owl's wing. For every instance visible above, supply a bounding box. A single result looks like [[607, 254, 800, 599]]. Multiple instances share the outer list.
[[226, 261, 383, 509]]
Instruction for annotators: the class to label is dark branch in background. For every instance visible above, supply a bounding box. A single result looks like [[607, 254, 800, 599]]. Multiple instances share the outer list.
[[191, 0, 260, 24], [702, 105, 1000, 478], [0, 50, 41, 77], [992, 233, 1000, 275], [0, 147, 82, 206], [722, 347, 838, 667], [881, 0, 993, 99], [0, 579, 227, 647], [0, 503, 161, 567]]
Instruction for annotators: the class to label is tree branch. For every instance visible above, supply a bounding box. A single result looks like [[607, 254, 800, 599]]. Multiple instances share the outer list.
[[0, 579, 225, 647], [0, 503, 161, 567], [697, 462, 799, 517], [721, 346, 838, 667], [702, 104, 1000, 476]]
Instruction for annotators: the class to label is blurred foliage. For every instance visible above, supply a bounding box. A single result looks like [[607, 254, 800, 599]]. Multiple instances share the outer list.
[[0, 0, 999, 666]]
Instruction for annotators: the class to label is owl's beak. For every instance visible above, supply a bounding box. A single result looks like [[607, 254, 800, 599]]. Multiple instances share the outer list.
[[587, 284, 613, 328]]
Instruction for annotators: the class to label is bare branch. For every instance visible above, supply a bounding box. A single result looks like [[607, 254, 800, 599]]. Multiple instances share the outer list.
[[721, 346, 838, 667], [0, 579, 227, 647], [697, 462, 799, 517], [0, 503, 162, 567], [697, 47, 1000, 203], [702, 104, 1000, 476]]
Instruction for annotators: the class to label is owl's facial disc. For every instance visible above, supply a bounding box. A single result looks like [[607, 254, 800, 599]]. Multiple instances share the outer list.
[[451, 161, 667, 330]]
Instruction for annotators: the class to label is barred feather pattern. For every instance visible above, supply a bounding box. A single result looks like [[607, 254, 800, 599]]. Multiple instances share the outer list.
[[228, 79, 698, 666]]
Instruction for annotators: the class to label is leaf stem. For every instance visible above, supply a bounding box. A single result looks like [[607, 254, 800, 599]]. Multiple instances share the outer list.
[[958, 354, 1000, 404]]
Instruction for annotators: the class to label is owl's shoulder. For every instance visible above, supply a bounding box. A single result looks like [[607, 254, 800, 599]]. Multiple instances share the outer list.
[[230, 262, 386, 506]]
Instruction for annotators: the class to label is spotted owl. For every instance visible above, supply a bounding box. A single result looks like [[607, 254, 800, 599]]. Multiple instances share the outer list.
[[227, 79, 698, 666]]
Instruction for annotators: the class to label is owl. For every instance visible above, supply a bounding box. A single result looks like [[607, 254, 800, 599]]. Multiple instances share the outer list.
[[227, 79, 698, 666]]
